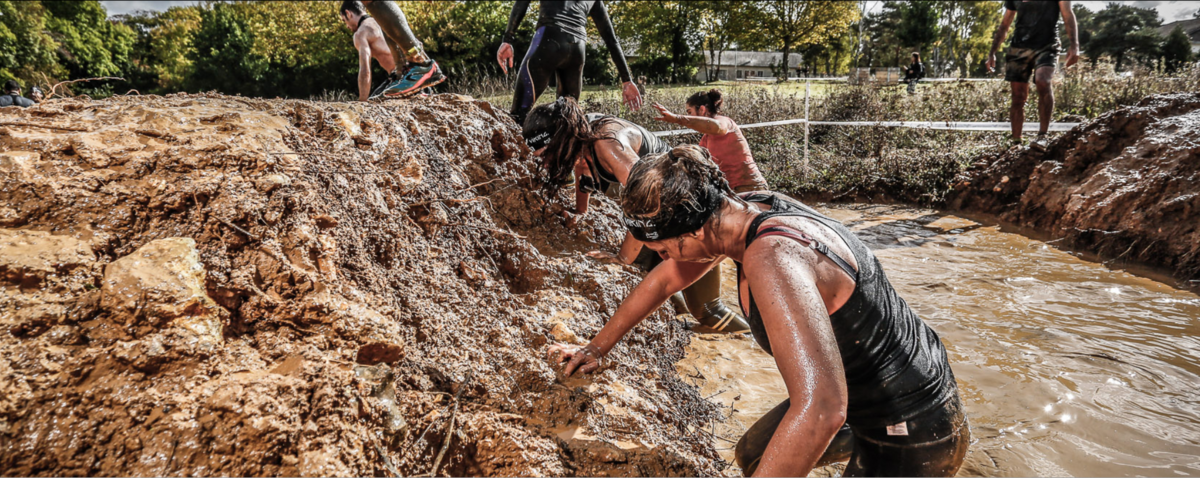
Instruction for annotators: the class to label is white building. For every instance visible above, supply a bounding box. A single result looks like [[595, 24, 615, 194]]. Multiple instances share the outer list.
[[698, 50, 805, 82]]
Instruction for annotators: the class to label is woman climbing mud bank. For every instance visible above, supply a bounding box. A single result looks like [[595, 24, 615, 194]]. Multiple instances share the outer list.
[[524, 97, 748, 333], [550, 145, 969, 476]]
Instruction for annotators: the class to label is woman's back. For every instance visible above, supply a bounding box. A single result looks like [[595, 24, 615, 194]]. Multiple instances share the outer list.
[[738, 192, 957, 427]]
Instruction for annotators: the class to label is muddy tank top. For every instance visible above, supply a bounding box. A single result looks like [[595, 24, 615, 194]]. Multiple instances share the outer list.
[[735, 193, 957, 427]]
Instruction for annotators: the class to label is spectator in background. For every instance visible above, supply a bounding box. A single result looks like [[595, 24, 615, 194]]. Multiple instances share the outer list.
[[30, 86, 44, 103], [904, 52, 925, 94], [0, 80, 35, 108]]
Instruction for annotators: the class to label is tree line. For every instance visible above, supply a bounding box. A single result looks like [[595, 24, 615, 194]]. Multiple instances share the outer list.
[[0, 1, 1194, 100]]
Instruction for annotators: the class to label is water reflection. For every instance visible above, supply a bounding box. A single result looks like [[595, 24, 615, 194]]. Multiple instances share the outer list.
[[680, 204, 1200, 477]]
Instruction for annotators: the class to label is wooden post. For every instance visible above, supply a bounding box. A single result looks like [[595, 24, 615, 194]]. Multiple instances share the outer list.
[[804, 80, 810, 176]]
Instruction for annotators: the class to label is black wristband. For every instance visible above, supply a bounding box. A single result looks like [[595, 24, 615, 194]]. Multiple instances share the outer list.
[[503, 33, 516, 45]]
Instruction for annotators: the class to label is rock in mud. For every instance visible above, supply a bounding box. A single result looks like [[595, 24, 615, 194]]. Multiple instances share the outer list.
[[949, 93, 1200, 283], [0, 228, 95, 289], [100, 237, 225, 343]]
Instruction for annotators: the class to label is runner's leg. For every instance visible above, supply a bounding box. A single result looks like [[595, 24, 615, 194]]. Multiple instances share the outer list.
[[361, 0, 427, 63], [1034, 65, 1055, 135], [510, 27, 554, 125]]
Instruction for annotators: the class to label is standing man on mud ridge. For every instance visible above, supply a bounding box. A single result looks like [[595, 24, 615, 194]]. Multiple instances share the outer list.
[[340, 0, 446, 100], [987, 0, 1078, 152], [497, 1, 643, 126]]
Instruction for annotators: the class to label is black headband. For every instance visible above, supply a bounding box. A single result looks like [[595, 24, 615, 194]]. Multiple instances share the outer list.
[[522, 97, 567, 150], [622, 177, 725, 242]]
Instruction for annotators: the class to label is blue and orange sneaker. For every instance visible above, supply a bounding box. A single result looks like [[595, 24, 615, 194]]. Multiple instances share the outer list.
[[381, 60, 446, 98]]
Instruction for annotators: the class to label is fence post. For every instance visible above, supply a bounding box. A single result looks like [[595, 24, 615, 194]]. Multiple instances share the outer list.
[[803, 79, 810, 177]]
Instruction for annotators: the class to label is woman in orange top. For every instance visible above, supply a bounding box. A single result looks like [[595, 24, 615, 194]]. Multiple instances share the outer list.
[[652, 89, 770, 193]]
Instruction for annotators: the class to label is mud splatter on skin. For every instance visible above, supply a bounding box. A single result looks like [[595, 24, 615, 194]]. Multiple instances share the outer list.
[[0, 94, 723, 476], [948, 93, 1200, 285]]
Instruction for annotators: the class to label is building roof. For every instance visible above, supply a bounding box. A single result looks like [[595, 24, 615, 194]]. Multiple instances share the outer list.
[[702, 51, 804, 69], [1159, 18, 1200, 42]]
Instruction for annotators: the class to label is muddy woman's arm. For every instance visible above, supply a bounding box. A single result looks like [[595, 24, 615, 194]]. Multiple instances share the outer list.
[[555, 258, 717, 376], [743, 239, 848, 477]]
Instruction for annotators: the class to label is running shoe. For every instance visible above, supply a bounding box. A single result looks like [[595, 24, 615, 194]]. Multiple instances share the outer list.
[[692, 299, 751, 334], [1030, 133, 1050, 152], [380, 60, 446, 98], [369, 71, 399, 99]]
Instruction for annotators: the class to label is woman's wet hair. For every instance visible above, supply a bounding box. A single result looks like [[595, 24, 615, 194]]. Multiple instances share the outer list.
[[686, 89, 724, 115], [524, 97, 620, 197], [621, 145, 738, 240]]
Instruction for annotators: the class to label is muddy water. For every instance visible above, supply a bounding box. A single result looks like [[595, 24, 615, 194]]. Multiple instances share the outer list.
[[680, 204, 1200, 477]]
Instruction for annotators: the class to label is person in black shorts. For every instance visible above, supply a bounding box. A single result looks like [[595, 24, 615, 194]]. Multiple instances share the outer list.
[[496, 1, 642, 125], [549, 145, 970, 476], [987, 0, 1078, 152]]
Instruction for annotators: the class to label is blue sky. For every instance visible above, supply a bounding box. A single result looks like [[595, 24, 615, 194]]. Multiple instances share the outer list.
[[101, 1, 1200, 23]]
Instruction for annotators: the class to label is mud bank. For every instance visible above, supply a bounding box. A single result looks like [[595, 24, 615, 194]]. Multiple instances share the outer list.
[[947, 93, 1200, 284], [0, 94, 723, 476]]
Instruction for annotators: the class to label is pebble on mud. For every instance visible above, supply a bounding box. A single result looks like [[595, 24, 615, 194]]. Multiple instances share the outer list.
[[100, 237, 225, 343]]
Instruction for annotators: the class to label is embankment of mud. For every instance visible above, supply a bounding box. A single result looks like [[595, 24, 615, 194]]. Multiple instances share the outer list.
[[947, 93, 1200, 284], [0, 94, 722, 476]]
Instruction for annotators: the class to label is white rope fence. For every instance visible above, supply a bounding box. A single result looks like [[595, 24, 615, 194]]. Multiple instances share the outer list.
[[651, 80, 1084, 172], [652, 119, 1081, 137]]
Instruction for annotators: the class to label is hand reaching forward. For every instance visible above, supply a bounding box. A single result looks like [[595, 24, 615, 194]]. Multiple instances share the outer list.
[[548, 343, 603, 377], [652, 102, 680, 124]]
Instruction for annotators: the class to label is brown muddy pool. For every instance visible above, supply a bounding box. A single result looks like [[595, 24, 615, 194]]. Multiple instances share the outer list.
[[679, 204, 1200, 477]]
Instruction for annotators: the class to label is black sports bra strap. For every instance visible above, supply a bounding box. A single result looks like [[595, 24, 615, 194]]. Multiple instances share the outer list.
[[754, 225, 859, 282]]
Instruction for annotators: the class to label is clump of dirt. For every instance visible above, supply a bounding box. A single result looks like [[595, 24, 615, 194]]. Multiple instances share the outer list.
[[0, 93, 724, 476], [947, 93, 1200, 284]]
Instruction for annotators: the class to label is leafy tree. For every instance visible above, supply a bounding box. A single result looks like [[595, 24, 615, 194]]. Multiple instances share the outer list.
[[187, 2, 271, 96], [1163, 25, 1194, 73], [0, 0, 63, 85], [696, 0, 745, 82], [935, 1, 1002, 77], [114, 7, 201, 94], [897, 0, 939, 57], [741, 1, 860, 81], [862, 2, 904, 67], [610, 1, 704, 84], [1089, 3, 1162, 70], [43, 0, 136, 94]]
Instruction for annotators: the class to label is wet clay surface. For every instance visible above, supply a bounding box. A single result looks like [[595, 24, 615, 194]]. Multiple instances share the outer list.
[[684, 204, 1200, 477], [0, 94, 723, 476], [947, 93, 1200, 285]]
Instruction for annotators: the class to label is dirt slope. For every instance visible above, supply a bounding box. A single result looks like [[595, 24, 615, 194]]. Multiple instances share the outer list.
[[947, 93, 1200, 284], [0, 94, 723, 476]]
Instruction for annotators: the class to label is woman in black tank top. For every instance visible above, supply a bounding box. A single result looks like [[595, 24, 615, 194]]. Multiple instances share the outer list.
[[523, 98, 749, 334], [549, 145, 969, 477]]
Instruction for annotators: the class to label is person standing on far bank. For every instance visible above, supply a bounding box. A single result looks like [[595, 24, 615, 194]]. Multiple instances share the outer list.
[[987, 0, 1079, 152]]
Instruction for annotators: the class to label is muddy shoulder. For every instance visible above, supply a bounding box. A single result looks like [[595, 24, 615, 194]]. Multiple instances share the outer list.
[[947, 92, 1200, 285], [0, 94, 725, 476]]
